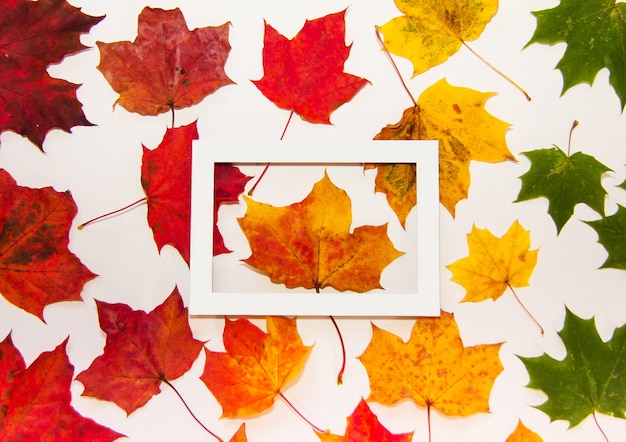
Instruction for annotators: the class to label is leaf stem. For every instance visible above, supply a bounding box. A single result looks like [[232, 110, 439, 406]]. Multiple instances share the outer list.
[[507, 283, 544, 335], [427, 403, 432, 442], [593, 411, 610, 442], [567, 120, 579, 157], [247, 110, 294, 196], [77, 196, 147, 230], [329, 316, 346, 385], [170, 105, 175, 128], [278, 391, 325, 433], [162, 378, 224, 442], [375, 27, 417, 106], [461, 41, 531, 102]]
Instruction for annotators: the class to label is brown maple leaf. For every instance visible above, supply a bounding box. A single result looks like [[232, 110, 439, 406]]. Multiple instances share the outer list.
[[0, 334, 123, 441], [252, 9, 369, 125], [0, 169, 96, 320], [96, 7, 233, 119], [237, 172, 404, 293], [316, 398, 413, 441], [201, 317, 312, 418], [76, 288, 203, 415], [358, 311, 503, 425], [0, 0, 103, 149], [375, 78, 514, 216]]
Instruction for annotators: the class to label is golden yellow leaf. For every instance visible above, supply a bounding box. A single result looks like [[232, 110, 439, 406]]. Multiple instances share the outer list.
[[364, 163, 416, 228], [358, 311, 503, 417], [378, 0, 498, 77], [505, 420, 543, 442], [447, 221, 538, 302], [238, 172, 404, 292], [375, 78, 514, 216]]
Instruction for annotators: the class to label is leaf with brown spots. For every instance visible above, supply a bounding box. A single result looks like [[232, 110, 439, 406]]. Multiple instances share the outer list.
[[358, 311, 503, 437], [375, 78, 514, 216]]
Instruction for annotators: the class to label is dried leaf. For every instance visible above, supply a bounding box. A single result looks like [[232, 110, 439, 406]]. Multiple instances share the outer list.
[[214, 163, 252, 255], [505, 420, 543, 442], [364, 164, 416, 229]]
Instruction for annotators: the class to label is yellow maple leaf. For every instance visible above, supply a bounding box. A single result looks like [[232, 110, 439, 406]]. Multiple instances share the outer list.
[[447, 221, 538, 302], [378, 0, 498, 77], [505, 420, 543, 442], [358, 310, 503, 417], [238, 171, 404, 292], [364, 163, 416, 229], [375, 78, 514, 216]]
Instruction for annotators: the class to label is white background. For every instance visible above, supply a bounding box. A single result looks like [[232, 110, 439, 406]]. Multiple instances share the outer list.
[[2, 0, 626, 441]]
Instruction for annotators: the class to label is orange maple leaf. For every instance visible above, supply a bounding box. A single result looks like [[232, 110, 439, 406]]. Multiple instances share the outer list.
[[237, 172, 404, 293], [201, 317, 312, 418], [375, 78, 514, 216], [506, 420, 543, 442], [358, 311, 503, 419], [446, 221, 538, 303]]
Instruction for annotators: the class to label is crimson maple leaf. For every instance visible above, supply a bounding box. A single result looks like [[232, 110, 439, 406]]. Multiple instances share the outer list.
[[252, 9, 369, 125], [0, 334, 123, 441], [214, 163, 252, 255], [0, 0, 103, 149], [141, 121, 198, 265], [76, 288, 203, 414], [96, 6, 233, 119], [0, 169, 96, 320]]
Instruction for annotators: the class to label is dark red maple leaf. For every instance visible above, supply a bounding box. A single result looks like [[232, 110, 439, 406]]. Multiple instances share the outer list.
[[96, 6, 233, 118], [0, 0, 103, 149], [214, 163, 252, 255], [76, 288, 203, 415], [252, 9, 369, 124], [0, 334, 123, 441], [141, 121, 198, 265], [0, 169, 96, 320]]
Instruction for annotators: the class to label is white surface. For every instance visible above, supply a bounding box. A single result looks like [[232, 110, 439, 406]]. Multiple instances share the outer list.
[[1, 0, 626, 441], [190, 140, 440, 316]]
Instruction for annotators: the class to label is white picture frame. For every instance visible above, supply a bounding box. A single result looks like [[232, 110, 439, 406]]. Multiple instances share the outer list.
[[189, 139, 440, 317]]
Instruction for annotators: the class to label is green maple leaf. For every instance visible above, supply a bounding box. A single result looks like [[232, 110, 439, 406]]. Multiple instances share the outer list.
[[585, 205, 626, 269], [526, 0, 626, 109], [516, 147, 611, 234], [519, 308, 626, 428]]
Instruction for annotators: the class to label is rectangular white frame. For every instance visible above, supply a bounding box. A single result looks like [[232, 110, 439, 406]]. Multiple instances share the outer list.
[[189, 140, 440, 317]]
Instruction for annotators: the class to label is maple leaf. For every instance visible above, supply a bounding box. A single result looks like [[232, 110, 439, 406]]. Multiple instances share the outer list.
[[252, 10, 369, 125], [214, 163, 252, 255], [0, 0, 103, 149], [505, 420, 543, 442], [378, 0, 498, 77], [201, 316, 312, 418], [0, 334, 123, 441], [229, 424, 248, 442], [141, 121, 198, 265], [364, 163, 416, 229], [526, 0, 626, 109], [237, 172, 404, 293], [97, 6, 233, 117], [519, 308, 626, 429], [316, 398, 413, 442], [375, 78, 514, 216], [76, 288, 203, 415], [516, 146, 611, 234], [0, 169, 96, 320], [358, 311, 503, 418], [585, 205, 626, 270], [447, 221, 538, 302]]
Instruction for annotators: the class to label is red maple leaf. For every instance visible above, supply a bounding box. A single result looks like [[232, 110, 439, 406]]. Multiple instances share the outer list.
[[0, 0, 103, 149], [214, 163, 252, 255], [252, 9, 369, 124], [0, 334, 123, 441], [76, 288, 204, 415], [0, 169, 96, 320], [316, 398, 413, 441], [141, 121, 198, 265], [96, 6, 233, 118]]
